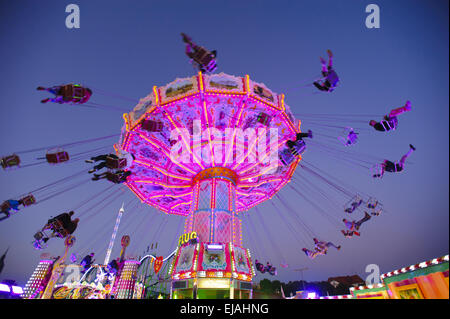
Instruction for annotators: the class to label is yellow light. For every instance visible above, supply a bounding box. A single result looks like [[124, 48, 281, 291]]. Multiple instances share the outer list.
[[197, 278, 230, 289]]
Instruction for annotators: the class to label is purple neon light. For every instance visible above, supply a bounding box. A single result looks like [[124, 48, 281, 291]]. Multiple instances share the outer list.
[[121, 73, 302, 216], [11, 286, 23, 294], [307, 292, 317, 299], [0, 284, 10, 292]]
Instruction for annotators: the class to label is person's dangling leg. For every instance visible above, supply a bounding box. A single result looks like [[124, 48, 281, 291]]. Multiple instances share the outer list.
[[296, 130, 313, 140], [0, 210, 10, 221], [355, 212, 371, 229], [389, 101, 411, 117], [90, 154, 109, 162], [320, 57, 328, 75], [327, 50, 333, 68], [398, 145, 415, 171], [47, 86, 62, 96], [325, 242, 341, 250], [310, 250, 319, 259], [399, 145, 415, 165], [90, 161, 107, 173], [313, 81, 328, 91], [92, 172, 108, 181], [41, 98, 58, 103]]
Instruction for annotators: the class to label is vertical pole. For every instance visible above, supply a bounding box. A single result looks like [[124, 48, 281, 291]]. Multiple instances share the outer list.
[[104, 203, 125, 265]]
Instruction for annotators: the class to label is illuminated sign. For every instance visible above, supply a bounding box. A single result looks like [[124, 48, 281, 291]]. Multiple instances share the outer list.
[[178, 231, 197, 246], [206, 244, 224, 251], [197, 278, 230, 289]]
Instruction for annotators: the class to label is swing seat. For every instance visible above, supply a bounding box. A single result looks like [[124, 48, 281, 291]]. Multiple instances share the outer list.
[[34, 231, 45, 241], [338, 127, 358, 146], [256, 112, 272, 126], [46, 150, 70, 164], [106, 156, 127, 169], [61, 85, 75, 102], [1, 201, 11, 212], [106, 172, 128, 184], [60, 84, 90, 103], [381, 117, 398, 131], [1, 154, 21, 169], [72, 86, 85, 99], [290, 140, 306, 156], [33, 239, 47, 250], [279, 148, 295, 166], [47, 219, 69, 238], [21, 195, 36, 207], [193, 48, 216, 71], [204, 58, 217, 73], [141, 119, 164, 132]]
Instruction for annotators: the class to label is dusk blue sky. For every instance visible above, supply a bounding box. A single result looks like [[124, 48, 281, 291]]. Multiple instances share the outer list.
[[0, 0, 448, 288]]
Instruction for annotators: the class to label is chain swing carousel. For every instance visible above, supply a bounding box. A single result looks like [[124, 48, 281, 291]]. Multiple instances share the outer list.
[[120, 71, 304, 299]]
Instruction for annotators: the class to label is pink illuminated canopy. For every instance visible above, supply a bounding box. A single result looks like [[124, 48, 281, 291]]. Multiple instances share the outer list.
[[118, 72, 303, 215]]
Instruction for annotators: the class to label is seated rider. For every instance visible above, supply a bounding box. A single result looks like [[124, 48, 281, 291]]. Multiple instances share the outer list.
[[181, 33, 217, 73], [265, 262, 277, 275], [367, 200, 378, 209], [80, 252, 95, 272], [43, 211, 79, 241], [369, 101, 411, 132], [48, 211, 74, 229], [366, 199, 382, 216], [92, 170, 132, 183], [302, 238, 341, 259], [343, 212, 371, 232], [65, 217, 79, 236], [286, 130, 313, 156], [86, 151, 135, 174], [1, 154, 21, 170], [86, 153, 118, 173], [313, 238, 341, 252], [313, 50, 339, 92], [107, 258, 120, 275], [372, 144, 416, 178], [37, 84, 92, 104], [0, 199, 23, 221], [280, 130, 312, 165], [255, 259, 266, 273], [339, 128, 358, 146], [344, 197, 363, 213]]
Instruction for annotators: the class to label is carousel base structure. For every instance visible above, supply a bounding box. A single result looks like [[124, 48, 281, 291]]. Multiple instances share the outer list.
[[169, 241, 254, 299]]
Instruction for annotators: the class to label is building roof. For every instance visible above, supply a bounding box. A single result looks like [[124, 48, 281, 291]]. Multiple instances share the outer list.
[[327, 275, 364, 287]]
